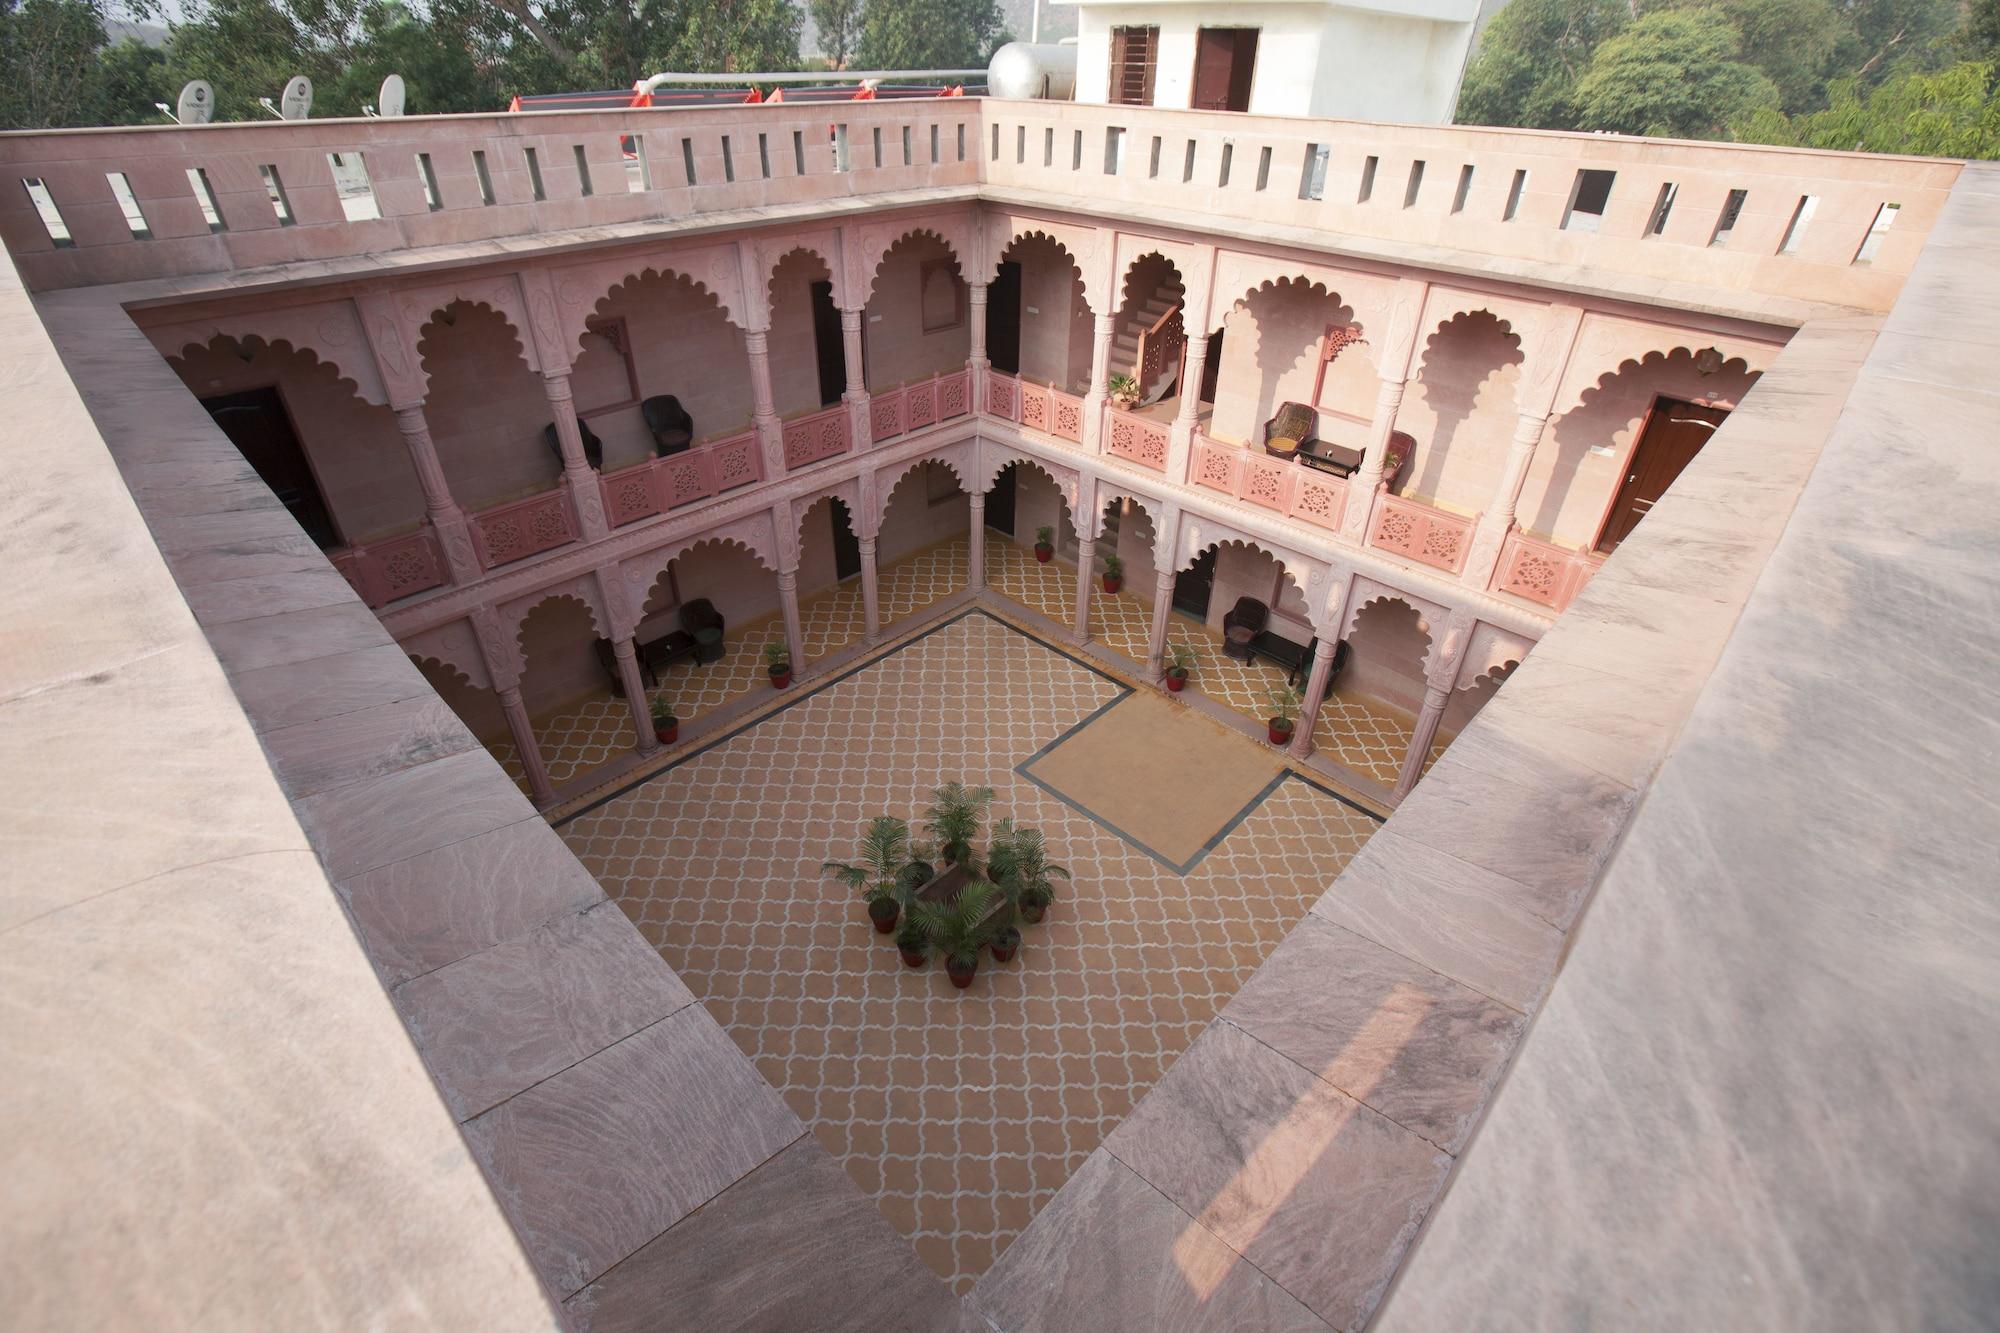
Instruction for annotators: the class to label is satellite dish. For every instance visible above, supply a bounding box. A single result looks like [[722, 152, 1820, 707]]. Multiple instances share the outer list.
[[377, 74, 406, 118], [279, 75, 313, 120], [176, 80, 214, 125]]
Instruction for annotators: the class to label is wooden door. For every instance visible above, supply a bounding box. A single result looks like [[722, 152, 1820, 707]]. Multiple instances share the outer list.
[[1598, 397, 1730, 551], [1109, 26, 1159, 106], [1193, 29, 1258, 112], [987, 260, 1022, 376], [201, 386, 339, 549]]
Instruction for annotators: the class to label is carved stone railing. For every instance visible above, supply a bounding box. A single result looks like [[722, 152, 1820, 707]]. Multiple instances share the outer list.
[[870, 367, 972, 443], [781, 403, 851, 470], [1104, 405, 1169, 471], [470, 487, 580, 569], [328, 527, 448, 608], [598, 430, 763, 529], [1491, 527, 1606, 611], [1367, 491, 1476, 574], [992, 374, 1085, 444], [1134, 301, 1185, 397], [1190, 434, 1348, 534]]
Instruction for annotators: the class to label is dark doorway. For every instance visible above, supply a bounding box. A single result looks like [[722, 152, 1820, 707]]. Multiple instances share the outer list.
[[829, 498, 862, 580], [1597, 396, 1730, 552], [1200, 327, 1225, 404], [1173, 547, 1217, 618], [1192, 28, 1258, 112], [985, 465, 1017, 537], [987, 260, 1022, 376], [200, 386, 339, 548], [811, 279, 845, 407]]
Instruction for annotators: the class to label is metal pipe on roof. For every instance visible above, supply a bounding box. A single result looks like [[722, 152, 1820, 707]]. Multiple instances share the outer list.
[[634, 69, 986, 94]]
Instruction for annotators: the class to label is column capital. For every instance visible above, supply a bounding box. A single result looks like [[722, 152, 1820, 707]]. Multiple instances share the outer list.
[[776, 567, 799, 589]]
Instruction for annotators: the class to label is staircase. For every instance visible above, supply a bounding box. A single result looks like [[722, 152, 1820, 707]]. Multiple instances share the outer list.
[[1111, 260, 1187, 402]]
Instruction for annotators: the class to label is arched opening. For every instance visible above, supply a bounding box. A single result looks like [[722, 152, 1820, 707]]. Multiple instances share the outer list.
[[877, 460, 968, 624], [1210, 279, 1372, 455], [767, 248, 847, 417], [629, 538, 788, 723], [984, 459, 1076, 621], [507, 594, 631, 787], [1400, 311, 1525, 512], [794, 494, 867, 658], [417, 300, 551, 511], [1319, 596, 1435, 787], [866, 233, 970, 392], [1111, 252, 1187, 413], [169, 335, 414, 549], [992, 233, 1091, 393], [585, 270, 753, 469]]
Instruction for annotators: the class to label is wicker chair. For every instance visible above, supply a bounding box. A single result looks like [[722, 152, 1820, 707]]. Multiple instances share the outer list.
[[1222, 597, 1268, 659], [642, 395, 695, 456], [679, 598, 727, 663], [543, 419, 605, 473], [1262, 401, 1317, 459]]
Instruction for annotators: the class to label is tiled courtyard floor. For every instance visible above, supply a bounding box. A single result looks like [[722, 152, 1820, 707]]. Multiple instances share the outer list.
[[557, 612, 1382, 1293]]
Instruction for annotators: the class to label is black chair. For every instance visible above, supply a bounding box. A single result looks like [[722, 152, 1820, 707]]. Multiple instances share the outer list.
[[1222, 597, 1268, 661], [642, 395, 696, 457], [544, 419, 605, 473], [1247, 634, 1350, 688], [680, 598, 726, 663]]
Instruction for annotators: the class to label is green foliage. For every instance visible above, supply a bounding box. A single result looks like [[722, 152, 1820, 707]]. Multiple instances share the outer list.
[[1, 0, 114, 128], [1456, 0, 1632, 129], [855, 0, 1001, 70], [1966, 0, 2000, 62], [910, 876, 999, 966], [808, 0, 862, 67], [1736, 60, 2000, 155], [1651, 0, 1846, 113], [1267, 682, 1303, 727], [925, 781, 994, 865], [987, 819, 1067, 909], [763, 639, 791, 668], [823, 815, 912, 907], [1574, 10, 1780, 137], [1165, 640, 1196, 677], [649, 696, 677, 724], [895, 913, 930, 956], [1102, 552, 1123, 577], [91, 35, 169, 124], [321, 1, 503, 115], [1034, 525, 1054, 546]]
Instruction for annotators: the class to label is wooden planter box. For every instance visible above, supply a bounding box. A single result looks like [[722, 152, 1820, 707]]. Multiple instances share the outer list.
[[914, 864, 1009, 927]]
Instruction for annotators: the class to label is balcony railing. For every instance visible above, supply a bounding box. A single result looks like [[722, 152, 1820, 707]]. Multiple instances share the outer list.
[[781, 404, 852, 470], [987, 372, 1085, 444], [1492, 528, 1605, 612], [1367, 492, 1476, 574], [471, 489, 580, 569], [1104, 405, 1169, 472], [329, 528, 448, 609], [1190, 435, 1348, 534], [599, 430, 762, 528], [870, 368, 972, 443]]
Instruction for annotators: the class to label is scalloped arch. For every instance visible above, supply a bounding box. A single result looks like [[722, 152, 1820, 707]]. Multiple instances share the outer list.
[[416, 299, 538, 390], [624, 531, 782, 625], [871, 452, 971, 534], [1563, 346, 1761, 418], [766, 243, 844, 315], [979, 448, 1076, 502], [409, 652, 482, 693], [1171, 530, 1325, 628], [582, 266, 738, 356], [993, 228, 1100, 315], [508, 589, 611, 664], [863, 226, 971, 307], [1224, 275, 1360, 327], [167, 333, 378, 410]]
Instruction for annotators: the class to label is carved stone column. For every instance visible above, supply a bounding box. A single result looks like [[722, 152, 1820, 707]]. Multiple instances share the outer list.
[[1071, 535, 1096, 645], [859, 536, 882, 646], [744, 329, 785, 477], [1341, 376, 1407, 546], [1081, 313, 1115, 453], [967, 281, 991, 413], [392, 402, 481, 583], [541, 372, 609, 542], [967, 492, 987, 591], [1146, 568, 1176, 679], [612, 636, 658, 754], [1289, 636, 1342, 760], [1393, 608, 1475, 798], [776, 568, 806, 675], [1167, 333, 1210, 485], [839, 308, 871, 449], [1463, 410, 1551, 589], [497, 685, 556, 806]]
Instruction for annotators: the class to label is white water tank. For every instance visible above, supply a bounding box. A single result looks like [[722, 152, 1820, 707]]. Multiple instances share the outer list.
[[988, 42, 1077, 101]]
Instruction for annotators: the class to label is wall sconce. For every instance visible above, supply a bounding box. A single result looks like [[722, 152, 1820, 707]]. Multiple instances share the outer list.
[[1694, 346, 1725, 377]]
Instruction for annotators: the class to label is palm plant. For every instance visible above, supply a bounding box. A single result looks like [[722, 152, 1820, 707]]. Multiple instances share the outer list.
[[1267, 682, 1304, 743], [925, 782, 995, 866], [823, 815, 911, 930], [998, 823, 1069, 924], [911, 878, 1001, 987]]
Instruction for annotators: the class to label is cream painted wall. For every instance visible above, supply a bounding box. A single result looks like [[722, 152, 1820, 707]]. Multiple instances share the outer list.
[[1343, 594, 1431, 711], [1209, 280, 1377, 447], [768, 250, 839, 418], [1010, 237, 1092, 391], [879, 461, 972, 562], [865, 236, 972, 390], [582, 271, 755, 471], [418, 303, 560, 513], [1395, 311, 1523, 514]]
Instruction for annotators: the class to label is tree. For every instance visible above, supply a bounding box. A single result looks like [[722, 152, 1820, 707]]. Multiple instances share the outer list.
[[1736, 59, 2000, 154], [854, 0, 1001, 70], [1651, 0, 1847, 113], [0, 0, 111, 128], [1455, 0, 1631, 129], [1573, 9, 1780, 137], [92, 33, 169, 123], [160, 0, 332, 122], [1959, 0, 2000, 62], [428, 0, 800, 91], [323, 1, 503, 114], [809, 0, 861, 67]]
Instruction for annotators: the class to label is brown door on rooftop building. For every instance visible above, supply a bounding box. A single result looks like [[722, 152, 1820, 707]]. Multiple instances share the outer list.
[[1109, 26, 1160, 105], [201, 386, 339, 549], [1597, 396, 1730, 552], [1192, 28, 1258, 112]]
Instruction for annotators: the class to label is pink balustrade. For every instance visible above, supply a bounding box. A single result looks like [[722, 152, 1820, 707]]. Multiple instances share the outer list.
[[328, 528, 448, 608], [597, 431, 765, 529], [870, 368, 972, 444], [1008, 380, 1085, 444], [1493, 529, 1606, 611], [1367, 493, 1476, 574], [986, 371, 1018, 421], [782, 405, 852, 470], [1103, 406, 1169, 472], [1188, 436, 1349, 534], [469, 490, 579, 569]]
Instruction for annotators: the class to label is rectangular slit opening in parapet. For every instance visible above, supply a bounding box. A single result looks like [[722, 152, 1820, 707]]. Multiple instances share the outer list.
[[931, 123, 941, 163], [1105, 126, 1125, 175], [1646, 181, 1677, 235], [1298, 144, 1327, 200], [956, 123, 964, 161], [1777, 194, 1817, 254], [1503, 167, 1527, 221], [258, 164, 295, 225], [872, 126, 882, 168], [1182, 139, 1195, 182], [834, 124, 851, 172], [1853, 201, 1899, 264], [105, 171, 150, 238], [187, 167, 225, 230], [328, 152, 381, 220], [758, 132, 771, 179], [1561, 168, 1615, 233], [1218, 142, 1232, 187], [1016, 125, 1025, 163], [1255, 145, 1271, 191], [21, 178, 73, 247], [680, 137, 697, 185], [573, 144, 593, 196], [721, 136, 735, 183], [1358, 154, 1378, 203], [1149, 135, 1162, 179], [903, 125, 913, 166], [414, 152, 442, 211], [472, 150, 495, 204], [626, 135, 652, 191], [992, 123, 1001, 160], [1044, 127, 1054, 167], [1710, 187, 1748, 246], [1451, 164, 1473, 213], [794, 130, 806, 174], [526, 146, 547, 199], [1072, 128, 1082, 170], [1403, 160, 1425, 208]]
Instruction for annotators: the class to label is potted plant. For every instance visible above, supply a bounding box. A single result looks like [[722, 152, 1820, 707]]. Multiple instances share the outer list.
[[925, 781, 995, 867], [822, 815, 911, 934], [649, 697, 679, 745], [1033, 525, 1055, 563], [898, 837, 938, 898], [994, 823, 1068, 925], [1163, 641, 1194, 693], [1101, 553, 1124, 594], [912, 878, 1001, 989], [763, 640, 793, 689], [990, 923, 1022, 963], [895, 916, 931, 967], [1267, 682, 1303, 746], [1106, 373, 1141, 411]]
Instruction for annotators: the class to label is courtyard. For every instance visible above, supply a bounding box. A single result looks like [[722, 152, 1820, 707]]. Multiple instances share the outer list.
[[557, 612, 1382, 1290]]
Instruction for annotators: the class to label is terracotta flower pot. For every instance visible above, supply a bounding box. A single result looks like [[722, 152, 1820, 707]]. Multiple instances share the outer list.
[[654, 722, 679, 745], [868, 898, 899, 934], [1034, 543, 1053, 563], [899, 947, 928, 968], [946, 955, 977, 989], [1165, 668, 1187, 693], [1268, 719, 1296, 745], [990, 931, 1020, 963], [1019, 901, 1047, 925], [1102, 574, 1122, 593], [769, 665, 792, 689]]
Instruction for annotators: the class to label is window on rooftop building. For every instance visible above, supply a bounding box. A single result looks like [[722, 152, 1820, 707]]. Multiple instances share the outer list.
[[1853, 201, 1899, 264], [1562, 168, 1615, 233], [1109, 26, 1159, 106], [1711, 188, 1749, 246], [1777, 194, 1818, 254]]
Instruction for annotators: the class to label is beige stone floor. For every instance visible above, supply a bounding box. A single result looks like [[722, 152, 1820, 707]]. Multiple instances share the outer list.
[[557, 613, 1381, 1293]]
